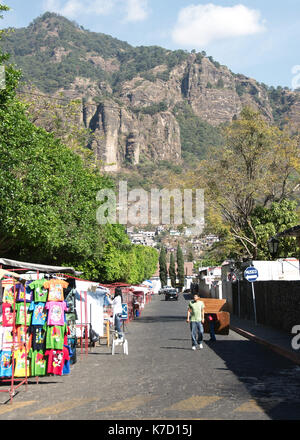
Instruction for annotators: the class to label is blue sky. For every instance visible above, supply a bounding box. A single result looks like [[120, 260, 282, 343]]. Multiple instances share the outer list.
[[1, 0, 300, 88]]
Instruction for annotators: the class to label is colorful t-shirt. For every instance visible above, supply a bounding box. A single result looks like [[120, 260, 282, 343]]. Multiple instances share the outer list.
[[14, 349, 30, 377], [29, 279, 48, 302], [0, 326, 13, 350], [16, 325, 32, 351], [29, 302, 47, 326], [0, 350, 12, 377], [45, 347, 69, 376], [2, 281, 15, 304], [30, 325, 46, 351], [62, 345, 73, 375], [28, 349, 47, 376], [45, 302, 68, 326], [2, 303, 14, 327], [15, 282, 33, 303], [15, 303, 31, 326], [46, 324, 67, 350], [43, 279, 69, 302]]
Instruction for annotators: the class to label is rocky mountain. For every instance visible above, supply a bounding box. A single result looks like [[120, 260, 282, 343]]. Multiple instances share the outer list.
[[2, 12, 300, 173]]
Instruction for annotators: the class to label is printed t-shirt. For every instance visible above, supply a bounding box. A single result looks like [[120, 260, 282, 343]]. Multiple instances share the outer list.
[[2, 303, 14, 327], [45, 302, 68, 326], [45, 347, 69, 376], [15, 303, 31, 325], [16, 325, 32, 351], [62, 345, 73, 375], [29, 302, 47, 326], [30, 325, 46, 351], [188, 300, 205, 322], [0, 350, 12, 377], [28, 279, 48, 302], [14, 349, 30, 377], [43, 279, 68, 302], [0, 326, 13, 350], [2, 281, 14, 304], [46, 324, 67, 350], [28, 349, 47, 376], [15, 282, 33, 303]]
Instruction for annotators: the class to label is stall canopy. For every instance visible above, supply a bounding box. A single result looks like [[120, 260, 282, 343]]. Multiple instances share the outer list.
[[0, 258, 83, 276]]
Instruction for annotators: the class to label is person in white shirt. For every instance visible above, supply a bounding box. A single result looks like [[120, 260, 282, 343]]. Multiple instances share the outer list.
[[106, 287, 123, 339]]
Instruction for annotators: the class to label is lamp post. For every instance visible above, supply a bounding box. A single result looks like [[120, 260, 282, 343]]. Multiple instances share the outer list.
[[267, 237, 279, 259]]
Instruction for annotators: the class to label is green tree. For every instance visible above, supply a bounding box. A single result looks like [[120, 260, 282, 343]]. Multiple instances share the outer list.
[[169, 252, 176, 288], [159, 246, 168, 287], [176, 244, 185, 290]]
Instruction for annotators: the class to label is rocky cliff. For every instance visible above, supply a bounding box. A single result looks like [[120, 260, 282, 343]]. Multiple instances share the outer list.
[[3, 12, 300, 172]]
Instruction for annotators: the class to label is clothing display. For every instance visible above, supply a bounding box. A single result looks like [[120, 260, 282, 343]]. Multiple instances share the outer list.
[[0, 274, 73, 379]]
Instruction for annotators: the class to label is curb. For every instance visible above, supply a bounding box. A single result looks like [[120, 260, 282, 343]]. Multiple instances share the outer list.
[[230, 325, 300, 366]]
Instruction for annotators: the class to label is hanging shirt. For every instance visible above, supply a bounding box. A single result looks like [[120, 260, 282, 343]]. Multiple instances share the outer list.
[[2, 279, 14, 304], [0, 326, 14, 350], [46, 324, 67, 350], [62, 345, 73, 375], [30, 325, 46, 351], [43, 279, 69, 302], [28, 349, 47, 376], [2, 303, 14, 327], [0, 350, 12, 377], [14, 349, 30, 377], [29, 302, 47, 326], [45, 302, 68, 326], [16, 325, 32, 351], [45, 347, 69, 376], [15, 282, 33, 303], [28, 279, 48, 303], [15, 303, 31, 326]]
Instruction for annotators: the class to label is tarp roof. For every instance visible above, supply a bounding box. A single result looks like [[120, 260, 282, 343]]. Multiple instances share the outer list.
[[0, 258, 83, 276]]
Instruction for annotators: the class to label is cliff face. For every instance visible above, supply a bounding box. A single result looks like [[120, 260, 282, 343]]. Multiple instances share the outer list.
[[5, 13, 300, 172]]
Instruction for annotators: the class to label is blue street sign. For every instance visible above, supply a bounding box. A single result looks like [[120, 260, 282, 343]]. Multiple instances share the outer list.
[[121, 303, 128, 320], [244, 267, 259, 282]]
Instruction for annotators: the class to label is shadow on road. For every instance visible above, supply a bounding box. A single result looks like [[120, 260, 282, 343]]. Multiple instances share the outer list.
[[138, 315, 186, 323], [160, 346, 192, 351], [207, 339, 300, 420]]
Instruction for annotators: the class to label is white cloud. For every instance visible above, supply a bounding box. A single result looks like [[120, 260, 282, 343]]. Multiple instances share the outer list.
[[171, 3, 266, 48], [124, 0, 149, 22], [44, 0, 148, 21]]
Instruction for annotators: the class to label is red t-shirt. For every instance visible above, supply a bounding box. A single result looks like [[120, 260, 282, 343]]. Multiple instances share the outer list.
[[2, 303, 14, 327], [45, 347, 69, 376]]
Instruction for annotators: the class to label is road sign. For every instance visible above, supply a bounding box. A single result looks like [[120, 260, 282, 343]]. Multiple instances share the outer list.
[[228, 272, 237, 283], [244, 267, 259, 282], [121, 303, 128, 320]]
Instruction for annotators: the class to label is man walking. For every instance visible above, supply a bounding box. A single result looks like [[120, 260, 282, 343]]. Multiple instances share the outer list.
[[187, 293, 205, 350]]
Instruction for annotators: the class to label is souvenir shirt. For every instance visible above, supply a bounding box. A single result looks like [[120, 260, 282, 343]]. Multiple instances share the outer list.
[[43, 279, 68, 302], [30, 325, 46, 351], [0, 350, 12, 377], [15, 303, 31, 326], [29, 302, 47, 326], [29, 279, 48, 302], [2, 303, 14, 327], [28, 349, 47, 376], [46, 324, 67, 350], [16, 325, 32, 351], [14, 349, 30, 377], [15, 282, 33, 303], [45, 302, 68, 326], [45, 347, 69, 376]]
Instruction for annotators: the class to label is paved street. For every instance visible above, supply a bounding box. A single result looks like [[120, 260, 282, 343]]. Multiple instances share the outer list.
[[1, 293, 300, 420]]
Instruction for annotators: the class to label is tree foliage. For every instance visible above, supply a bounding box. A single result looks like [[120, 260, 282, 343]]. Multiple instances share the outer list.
[[169, 252, 176, 288]]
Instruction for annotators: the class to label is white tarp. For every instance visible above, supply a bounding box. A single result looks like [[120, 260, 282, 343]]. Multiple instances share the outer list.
[[0, 258, 82, 276], [75, 280, 109, 337]]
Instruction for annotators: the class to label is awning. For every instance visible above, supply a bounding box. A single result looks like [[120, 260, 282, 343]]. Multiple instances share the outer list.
[[0, 258, 83, 276]]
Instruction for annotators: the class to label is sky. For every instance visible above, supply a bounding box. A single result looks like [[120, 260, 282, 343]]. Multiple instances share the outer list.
[[1, 0, 300, 89]]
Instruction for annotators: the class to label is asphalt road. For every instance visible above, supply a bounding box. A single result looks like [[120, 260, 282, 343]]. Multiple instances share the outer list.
[[1, 293, 300, 421]]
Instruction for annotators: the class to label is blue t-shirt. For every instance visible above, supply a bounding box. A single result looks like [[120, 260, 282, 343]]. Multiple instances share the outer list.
[[0, 350, 12, 377], [29, 302, 47, 326]]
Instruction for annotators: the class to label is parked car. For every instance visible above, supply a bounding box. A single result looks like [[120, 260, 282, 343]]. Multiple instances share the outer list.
[[165, 288, 178, 301]]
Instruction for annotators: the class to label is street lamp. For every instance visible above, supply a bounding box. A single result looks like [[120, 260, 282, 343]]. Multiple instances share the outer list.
[[267, 237, 279, 259]]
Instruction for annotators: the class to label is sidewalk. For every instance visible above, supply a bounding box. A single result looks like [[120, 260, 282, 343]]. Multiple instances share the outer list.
[[230, 315, 300, 366]]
